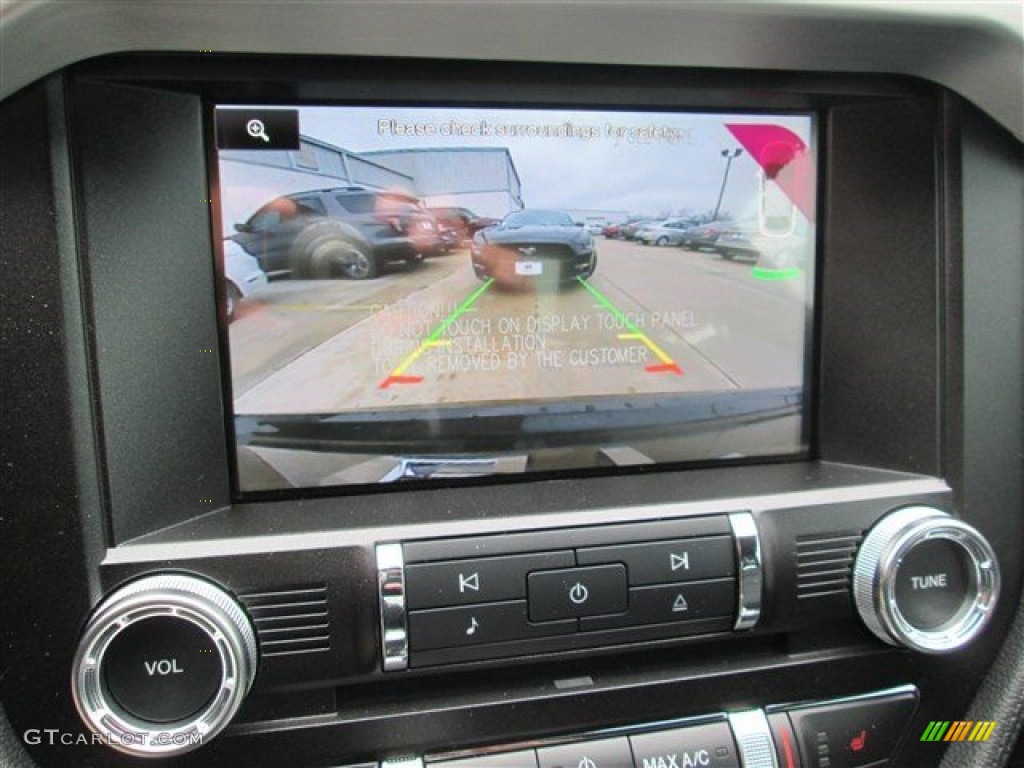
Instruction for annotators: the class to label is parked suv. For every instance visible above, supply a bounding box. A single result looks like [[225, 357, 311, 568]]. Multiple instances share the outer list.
[[231, 186, 441, 279]]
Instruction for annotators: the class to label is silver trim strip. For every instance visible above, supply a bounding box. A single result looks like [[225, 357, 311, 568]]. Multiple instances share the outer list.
[[768, 683, 919, 714], [730, 512, 762, 630], [377, 543, 409, 672], [104, 477, 950, 563], [728, 709, 777, 768]]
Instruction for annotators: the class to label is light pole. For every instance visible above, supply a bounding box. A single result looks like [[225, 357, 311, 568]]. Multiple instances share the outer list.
[[712, 147, 743, 221]]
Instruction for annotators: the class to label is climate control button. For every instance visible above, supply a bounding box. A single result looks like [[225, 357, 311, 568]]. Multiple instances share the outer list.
[[630, 721, 740, 768], [536, 736, 632, 768], [784, 688, 918, 768]]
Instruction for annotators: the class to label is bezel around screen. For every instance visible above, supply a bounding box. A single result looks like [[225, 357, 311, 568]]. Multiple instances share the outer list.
[[211, 103, 818, 496]]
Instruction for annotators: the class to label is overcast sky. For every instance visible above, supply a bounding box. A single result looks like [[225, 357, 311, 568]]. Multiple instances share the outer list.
[[298, 106, 813, 220]]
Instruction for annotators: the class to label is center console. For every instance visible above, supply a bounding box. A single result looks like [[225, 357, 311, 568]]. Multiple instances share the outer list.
[[2, 52, 1020, 768]]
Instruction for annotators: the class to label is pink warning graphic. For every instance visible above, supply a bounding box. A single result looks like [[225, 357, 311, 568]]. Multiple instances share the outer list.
[[725, 124, 815, 222]]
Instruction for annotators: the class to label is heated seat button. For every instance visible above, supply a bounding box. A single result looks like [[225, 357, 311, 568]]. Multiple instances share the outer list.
[[630, 722, 740, 768], [408, 601, 575, 651], [578, 537, 735, 585], [406, 551, 574, 609], [786, 689, 918, 768], [528, 565, 628, 622], [537, 736, 633, 768], [102, 616, 221, 723]]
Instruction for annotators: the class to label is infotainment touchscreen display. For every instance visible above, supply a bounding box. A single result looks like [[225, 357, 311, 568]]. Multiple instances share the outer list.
[[213, 105, 817, 492]]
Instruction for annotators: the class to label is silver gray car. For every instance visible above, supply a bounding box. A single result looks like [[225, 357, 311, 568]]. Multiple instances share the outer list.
[[637, 218, 699, 246]]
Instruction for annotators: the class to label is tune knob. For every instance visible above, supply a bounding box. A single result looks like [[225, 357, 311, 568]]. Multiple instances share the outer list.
[[72, 574, 257, 757], [852, 506, 999, 653]]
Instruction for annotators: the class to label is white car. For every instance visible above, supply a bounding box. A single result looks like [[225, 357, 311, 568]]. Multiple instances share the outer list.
[[224, 239, 268, 321]]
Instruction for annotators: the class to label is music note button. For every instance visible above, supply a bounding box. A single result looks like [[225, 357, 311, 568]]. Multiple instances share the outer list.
[[408, 601, 575, 652]]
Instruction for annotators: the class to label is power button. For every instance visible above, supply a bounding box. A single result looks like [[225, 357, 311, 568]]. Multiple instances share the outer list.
[[527, 565, 627, 622]]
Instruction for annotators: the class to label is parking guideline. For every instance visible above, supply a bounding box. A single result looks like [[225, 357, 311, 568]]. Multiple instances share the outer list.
[[378, 278, 495, 389], [576, 277, 683, 376], [751, 266, 802, 281]]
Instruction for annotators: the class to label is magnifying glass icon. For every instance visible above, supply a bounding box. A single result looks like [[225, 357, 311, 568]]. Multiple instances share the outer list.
[[246, 118, 270, 143]]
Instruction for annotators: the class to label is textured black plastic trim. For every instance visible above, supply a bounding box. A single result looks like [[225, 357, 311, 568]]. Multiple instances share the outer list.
[[70, 80, 232, 543]]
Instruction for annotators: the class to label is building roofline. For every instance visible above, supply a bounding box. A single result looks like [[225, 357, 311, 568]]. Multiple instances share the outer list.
[[360, 146, 513, 156], [299, 134, 415, 181]]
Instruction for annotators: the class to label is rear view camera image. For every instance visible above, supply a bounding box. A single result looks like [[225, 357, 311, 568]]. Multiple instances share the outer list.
[[214, 105, 817, 491]]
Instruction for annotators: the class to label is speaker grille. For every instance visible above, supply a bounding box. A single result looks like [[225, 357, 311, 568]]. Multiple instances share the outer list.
[[239, 584, 331, 657], [796, 531, 862, 599]]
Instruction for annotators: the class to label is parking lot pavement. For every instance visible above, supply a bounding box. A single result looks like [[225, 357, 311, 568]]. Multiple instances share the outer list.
[[230, 239, 810, 414], [227, 254, 468, 394]]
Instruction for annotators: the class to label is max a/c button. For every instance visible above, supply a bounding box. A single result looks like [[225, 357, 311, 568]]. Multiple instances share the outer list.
[[630, 722, 740, 768]]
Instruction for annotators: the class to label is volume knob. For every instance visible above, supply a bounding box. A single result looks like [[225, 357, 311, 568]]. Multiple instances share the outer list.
[[852, 506, 999, 654], [72, 574, 257, 757]]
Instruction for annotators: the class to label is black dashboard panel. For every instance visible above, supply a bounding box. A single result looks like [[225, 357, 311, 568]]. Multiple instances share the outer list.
[[1, 4, 1022, 768]]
